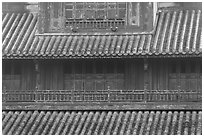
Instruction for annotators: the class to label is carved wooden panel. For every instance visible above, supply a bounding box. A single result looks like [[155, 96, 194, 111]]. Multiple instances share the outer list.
[[38, 2, 155, 33]]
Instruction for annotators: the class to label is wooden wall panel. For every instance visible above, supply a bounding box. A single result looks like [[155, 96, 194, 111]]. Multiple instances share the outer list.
[[3, 60, 36, 90], [137, 59, 144, 90], [3, 58, 201, 91], [150, 59, 170, 90], [150, 60, 155, 90], [3, 76, 21, 90], [159, 59, 168, 90], [159, 59, 163, 89], [125, 59, 144, 90], [197, 58, 202, 91], [166, 58, 201, 91], [124, 61, 130, 89], [21, 61, 36, 90], [95, 74, 105, 90], [39, 61, 64, 90]]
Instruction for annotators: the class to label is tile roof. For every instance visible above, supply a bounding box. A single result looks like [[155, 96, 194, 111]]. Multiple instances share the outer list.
[[2, 110, 202, 135], [2, 9, 202, 58], [153, 9, 202, 55]]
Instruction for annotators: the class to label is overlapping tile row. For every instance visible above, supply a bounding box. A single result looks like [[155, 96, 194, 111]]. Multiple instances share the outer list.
[[2, 13, 37, 57], [2, 110, 202, 135], [2, 9, 202, 58], [21, 34, 153, 57], [2, 13, 152, 57], [152, 9, 202, 55]]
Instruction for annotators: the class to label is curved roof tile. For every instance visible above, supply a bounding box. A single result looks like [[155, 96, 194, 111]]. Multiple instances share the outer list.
[[2, 9, 202, 58], [2, 110, 202, 135], [153, 9, 202, 55]]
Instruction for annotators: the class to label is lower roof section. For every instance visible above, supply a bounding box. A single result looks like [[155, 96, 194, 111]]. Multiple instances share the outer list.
[[2, 110, 202, 135]]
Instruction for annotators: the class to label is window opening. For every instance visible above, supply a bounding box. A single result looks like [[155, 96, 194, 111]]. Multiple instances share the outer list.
[[65, 2, 127, 29]]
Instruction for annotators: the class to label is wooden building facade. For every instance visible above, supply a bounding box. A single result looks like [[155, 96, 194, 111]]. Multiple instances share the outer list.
[[2, 2, 202, 103], [2, 2, 202, 135], [2, 57, 202, 91]]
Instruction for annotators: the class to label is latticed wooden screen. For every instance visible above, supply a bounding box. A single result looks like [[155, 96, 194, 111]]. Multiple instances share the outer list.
[[65, 2, 128, 29], [38, 2, 155, 33]]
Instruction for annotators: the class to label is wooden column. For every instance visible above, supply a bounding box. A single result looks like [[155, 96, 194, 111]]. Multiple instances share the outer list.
[[34, 60, 40, 90], [144, 58, 149, 102]]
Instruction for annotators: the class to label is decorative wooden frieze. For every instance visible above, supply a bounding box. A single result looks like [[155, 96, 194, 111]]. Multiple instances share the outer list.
[[37, 2, 156, 33]]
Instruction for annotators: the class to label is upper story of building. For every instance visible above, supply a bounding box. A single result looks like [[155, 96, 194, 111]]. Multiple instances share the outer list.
[[37, 2, 157, 34], [3, 2, 157, 34]]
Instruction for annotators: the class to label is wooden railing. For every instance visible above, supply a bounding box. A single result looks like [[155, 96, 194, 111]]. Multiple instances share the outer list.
[[2, 90, 201, 103]]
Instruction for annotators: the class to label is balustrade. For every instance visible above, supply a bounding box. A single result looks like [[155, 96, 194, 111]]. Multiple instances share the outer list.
[[2, 90, 201, 103]]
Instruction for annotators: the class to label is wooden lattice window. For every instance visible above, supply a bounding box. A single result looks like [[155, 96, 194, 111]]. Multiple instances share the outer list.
[[38, 2, 155, 33], [65, 2, 127, 29]]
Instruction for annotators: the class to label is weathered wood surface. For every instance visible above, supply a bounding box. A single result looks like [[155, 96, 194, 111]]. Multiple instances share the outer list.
[[2, 58, 202, 91]]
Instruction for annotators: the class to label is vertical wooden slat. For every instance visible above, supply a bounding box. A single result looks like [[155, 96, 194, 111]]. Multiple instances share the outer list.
[[134, 59, 138, 89], [22, 61, 36, 90], [124, 60, 129, 90], [39, 61, 43, 90], [165, 60, 169, 90], [162, 59, 166, 90], [152, 59, 157, 90], [138, 59, 144, 90], [148, 59, 152, 90], [56, 62, 63, 90]]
